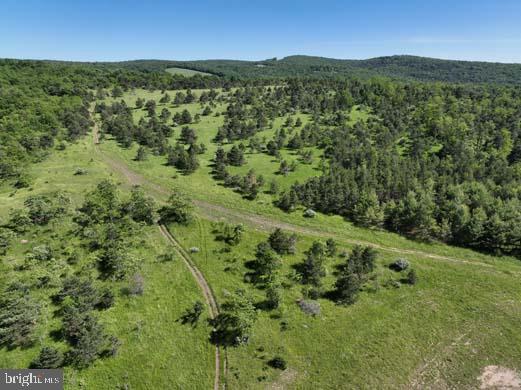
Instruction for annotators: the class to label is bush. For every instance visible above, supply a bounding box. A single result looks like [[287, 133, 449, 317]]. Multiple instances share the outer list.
[[126, 186, 156, 224], [127, 273, 144, 296], [96, 288, 115, 309], [390, 258, 409, 272], [302, 286, 321, 300], [14, 172, 32, 188], [268, 356, 287, 370], [384, 279, 401, 289], [0, 228, 15, 255], [406, 269, 417, 285], [27, 245, 54, 262], [333, 271, 361, 305], [62, 308, 111, 369], [297, 299, 320, 316], [158, 191, 193, 225], [303, 209, 316, 218], [74, 168, 88, 175], [7, 209, 32, 233], [54, 276, 101, 311], [179, 301, 204, 327], [157, 251, 175, 262], [209, 289, 257, 346]]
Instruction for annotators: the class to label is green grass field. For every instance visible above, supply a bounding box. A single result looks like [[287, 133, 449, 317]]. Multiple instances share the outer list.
[[1, 86, 521, 389], [0, 136, 214, 389], [169, 218, 521, 389], [166, 67, 213, 77]]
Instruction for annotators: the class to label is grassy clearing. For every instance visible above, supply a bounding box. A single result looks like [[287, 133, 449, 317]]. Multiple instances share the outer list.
[[0, 137, 214, 389], [166, 67, 213, 77], [168, 218, 521, 389]]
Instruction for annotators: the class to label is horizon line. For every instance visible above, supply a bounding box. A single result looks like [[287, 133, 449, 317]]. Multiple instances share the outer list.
[[1, 54, 521, 65]]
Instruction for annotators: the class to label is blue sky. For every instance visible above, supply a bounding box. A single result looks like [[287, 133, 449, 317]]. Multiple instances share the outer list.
[[1, 0, 520, 62]]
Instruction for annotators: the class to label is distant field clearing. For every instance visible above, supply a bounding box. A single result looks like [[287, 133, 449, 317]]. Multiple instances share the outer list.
[[166, 67, 212, 76]]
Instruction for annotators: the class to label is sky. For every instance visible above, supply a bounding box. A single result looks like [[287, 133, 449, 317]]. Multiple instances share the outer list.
[[1, 0, 521, 63]]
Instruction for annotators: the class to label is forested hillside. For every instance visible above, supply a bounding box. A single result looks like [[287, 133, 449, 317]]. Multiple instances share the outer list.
[[0, 60, 224, 186], [51, 55, 521, 84]]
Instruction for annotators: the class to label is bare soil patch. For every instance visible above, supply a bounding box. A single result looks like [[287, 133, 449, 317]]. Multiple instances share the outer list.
[[478, 366, 521, 389]]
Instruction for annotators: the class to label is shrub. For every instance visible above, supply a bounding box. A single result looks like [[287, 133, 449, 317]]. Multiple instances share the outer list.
[[333, 271, 361, 305], [27, 244, 53, 262], [126, 186, 156, 224], [406, 269, 417, 285], [297, 299, 320, 316], [97, 245, 131, 280], [157, 251, 175, 262], [14, 172, 32, 188], [158, 191, 193, 225], [62, 308, 111, 369], [96, 288, 115, 309], [127, 273, 145, 296], [301, 286, 322, 300], [303, 209, 316, 218], [179, 301, 204, 327], [384, 279, 401, 289], [54, 277, 101, 311], [325, 238, 337, 257], [390, 258, 409, 272], [7, 209, 32, 233], [210, 289, 257, 346], [25, 193, 69, 225], [0, 228, 15, 255], [268, 356, 287, 370]]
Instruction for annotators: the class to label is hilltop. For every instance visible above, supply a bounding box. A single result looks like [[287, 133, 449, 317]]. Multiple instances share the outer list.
[[33, 54, 521, 84]]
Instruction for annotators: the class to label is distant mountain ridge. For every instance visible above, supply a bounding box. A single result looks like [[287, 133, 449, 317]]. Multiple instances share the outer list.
[[9, 54, 521, 84]]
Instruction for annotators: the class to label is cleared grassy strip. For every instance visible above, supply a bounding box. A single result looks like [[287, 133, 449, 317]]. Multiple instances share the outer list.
[[166, 67, 213, 77]]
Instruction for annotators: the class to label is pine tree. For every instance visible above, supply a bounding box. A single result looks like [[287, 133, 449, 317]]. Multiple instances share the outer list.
[[30, 347, 63, 369], [268, 228, 297, 254], [334, 271, 361, 305], [299, 241, 326, 286]]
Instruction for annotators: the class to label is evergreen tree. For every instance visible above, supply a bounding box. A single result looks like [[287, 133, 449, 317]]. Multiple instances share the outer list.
[[299, 241, 326, 286], [210, 289, 257, 346], [135, 145, 148, 161], [0, 291, 40, 348], [126, 185, 156, 224], [30, 347, 64, 369], [268, 228, 297, 254], [334, 271, 361, 305], [227, 145, 245, 166], [158, 190, 193, 225]]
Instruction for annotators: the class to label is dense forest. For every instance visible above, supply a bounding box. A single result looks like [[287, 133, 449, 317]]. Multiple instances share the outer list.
[[44, 55, 521, 84]]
